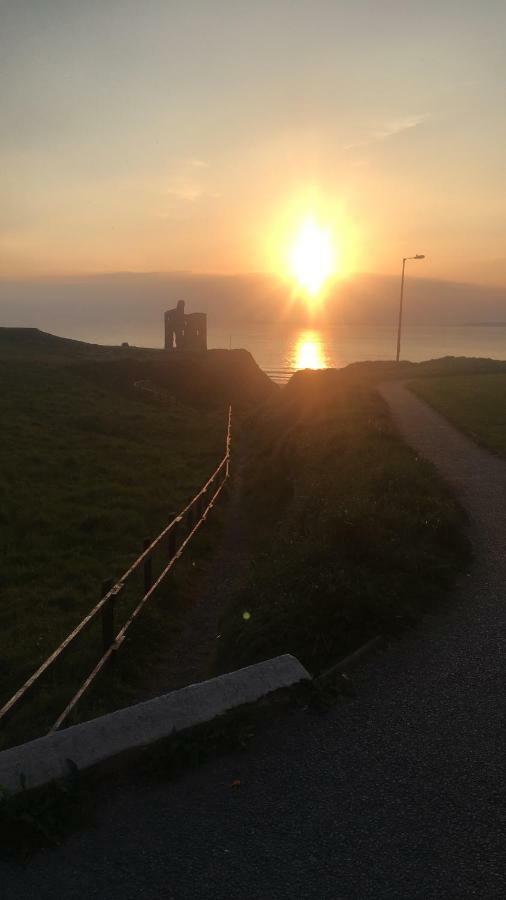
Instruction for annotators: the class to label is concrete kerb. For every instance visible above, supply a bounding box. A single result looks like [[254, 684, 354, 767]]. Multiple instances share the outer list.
[[0, 654, 310, 795]]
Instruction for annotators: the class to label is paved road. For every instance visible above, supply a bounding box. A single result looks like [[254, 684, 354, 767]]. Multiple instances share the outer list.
[[4, 384, 506, 899]]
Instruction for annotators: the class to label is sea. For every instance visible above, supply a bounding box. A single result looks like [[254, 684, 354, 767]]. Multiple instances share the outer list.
[[121, 322, 506, 383], [61, 320, 506, 383]]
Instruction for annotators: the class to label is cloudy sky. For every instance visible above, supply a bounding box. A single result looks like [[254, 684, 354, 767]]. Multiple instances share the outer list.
[[1, 0, 506, 286]]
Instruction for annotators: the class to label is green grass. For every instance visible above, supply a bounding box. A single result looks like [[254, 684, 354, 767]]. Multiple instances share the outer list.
[[214, 369, 471, 677], [0, 352, 227, 746], [2, 328, 496, 748], [408, 374, 506, 457]]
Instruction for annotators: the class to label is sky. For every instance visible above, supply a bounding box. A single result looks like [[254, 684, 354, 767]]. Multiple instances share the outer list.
[[1, 0, 506, 289]]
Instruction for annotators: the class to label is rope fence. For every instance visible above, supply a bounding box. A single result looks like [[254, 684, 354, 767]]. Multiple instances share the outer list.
[[0, 405, 232, 735], [263, 368, 297, 384]]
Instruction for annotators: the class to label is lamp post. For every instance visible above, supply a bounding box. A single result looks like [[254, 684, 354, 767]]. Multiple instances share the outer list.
[[396, 254, 425, 362]]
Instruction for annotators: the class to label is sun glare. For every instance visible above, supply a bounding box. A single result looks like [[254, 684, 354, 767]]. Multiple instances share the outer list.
[[289, 216, 336, 296], [292, 331, 328, 370]]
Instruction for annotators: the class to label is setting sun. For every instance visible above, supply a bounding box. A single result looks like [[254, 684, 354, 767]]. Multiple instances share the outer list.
[[289, 216, 337, 296]]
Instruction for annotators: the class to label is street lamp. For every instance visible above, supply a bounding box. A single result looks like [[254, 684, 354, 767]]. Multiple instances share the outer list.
[[396, 254, 425, 362]]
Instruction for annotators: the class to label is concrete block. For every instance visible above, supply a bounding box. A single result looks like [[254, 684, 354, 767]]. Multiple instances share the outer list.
[[0, 654, 310, 794]]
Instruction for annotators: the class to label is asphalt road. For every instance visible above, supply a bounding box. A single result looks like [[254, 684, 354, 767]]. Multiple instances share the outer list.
[[3, 383, 506, 899]]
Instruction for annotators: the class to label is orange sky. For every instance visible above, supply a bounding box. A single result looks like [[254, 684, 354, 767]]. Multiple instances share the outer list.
[[1, 2, 506, 288]]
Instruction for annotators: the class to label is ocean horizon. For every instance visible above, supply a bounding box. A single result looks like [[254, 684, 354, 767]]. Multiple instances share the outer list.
[[60, 321, 506, 375]]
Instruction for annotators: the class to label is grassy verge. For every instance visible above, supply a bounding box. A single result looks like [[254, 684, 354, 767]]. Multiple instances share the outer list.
[[408, 373, 506, 457], [214, 369, 471, 677], [0, 351, 227, 746]]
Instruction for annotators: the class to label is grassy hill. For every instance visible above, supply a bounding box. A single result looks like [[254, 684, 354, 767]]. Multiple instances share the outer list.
[[2, 328, 502, 744], [214, 367, 472, 677], [409, 373, 506, 457], [0, 327, 274, 407], [214, 356, 506, 676], [0, 328, 273, 746]]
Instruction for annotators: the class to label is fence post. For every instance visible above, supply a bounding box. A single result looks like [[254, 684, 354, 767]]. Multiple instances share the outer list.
[[186, 504, 194, 536], [101, 579, 115, 652], [226, 405, 232, 479], [143, 538, 153, 594], [168, 515, 178, 560]]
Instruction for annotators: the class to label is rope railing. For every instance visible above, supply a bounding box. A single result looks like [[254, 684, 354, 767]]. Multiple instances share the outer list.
[[263, 368, 296, 384], [0, 405, 232, 734]]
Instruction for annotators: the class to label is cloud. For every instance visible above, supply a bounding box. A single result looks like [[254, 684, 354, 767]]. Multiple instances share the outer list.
[[161, 158, 214, 205], [166, 184, 204, 202], [372, 113, 428, 141], [154, 158, 218, 220], [345, 113, 428, 151]]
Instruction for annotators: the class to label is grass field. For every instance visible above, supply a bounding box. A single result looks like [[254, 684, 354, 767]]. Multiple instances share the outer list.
[[0, 335, 231, 746], [2, 329, 499, 747], [408, 374, 506, 457], [214, 369, 471, 677]]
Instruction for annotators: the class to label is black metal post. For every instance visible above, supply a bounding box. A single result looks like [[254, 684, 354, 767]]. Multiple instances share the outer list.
[[396, 257, 406, 363]]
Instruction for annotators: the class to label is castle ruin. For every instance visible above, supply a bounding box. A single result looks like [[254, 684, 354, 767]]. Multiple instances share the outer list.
[[164, 301, 207, 351]]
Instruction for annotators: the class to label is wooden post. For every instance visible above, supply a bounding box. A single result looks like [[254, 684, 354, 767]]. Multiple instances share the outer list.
[[168, 516, 178, 560], [187, 505, 194, 536], [226, 405, 232, 479], [101, 579, 114, 652], [143, 538, 153, 594]]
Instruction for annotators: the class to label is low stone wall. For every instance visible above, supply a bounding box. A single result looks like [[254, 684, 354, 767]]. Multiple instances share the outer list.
[[0, 655, 310, 794]]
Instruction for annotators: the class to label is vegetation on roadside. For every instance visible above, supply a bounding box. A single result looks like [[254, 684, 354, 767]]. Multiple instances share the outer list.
[[2, 328, 501, 748], [0, 686, 315, 861], [408, 373, 506, 457], [214, 369, 471, 676], [0, 761, 92, 861], [0, 329, 258, 746], [341, 354, 506, 384]]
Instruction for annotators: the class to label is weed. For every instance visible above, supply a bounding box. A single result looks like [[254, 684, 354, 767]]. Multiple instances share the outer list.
[[0, 761, 93, 861]]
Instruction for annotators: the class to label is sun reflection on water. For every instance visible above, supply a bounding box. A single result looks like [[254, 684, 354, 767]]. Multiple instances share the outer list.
[[291, 330, 330, 370]]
